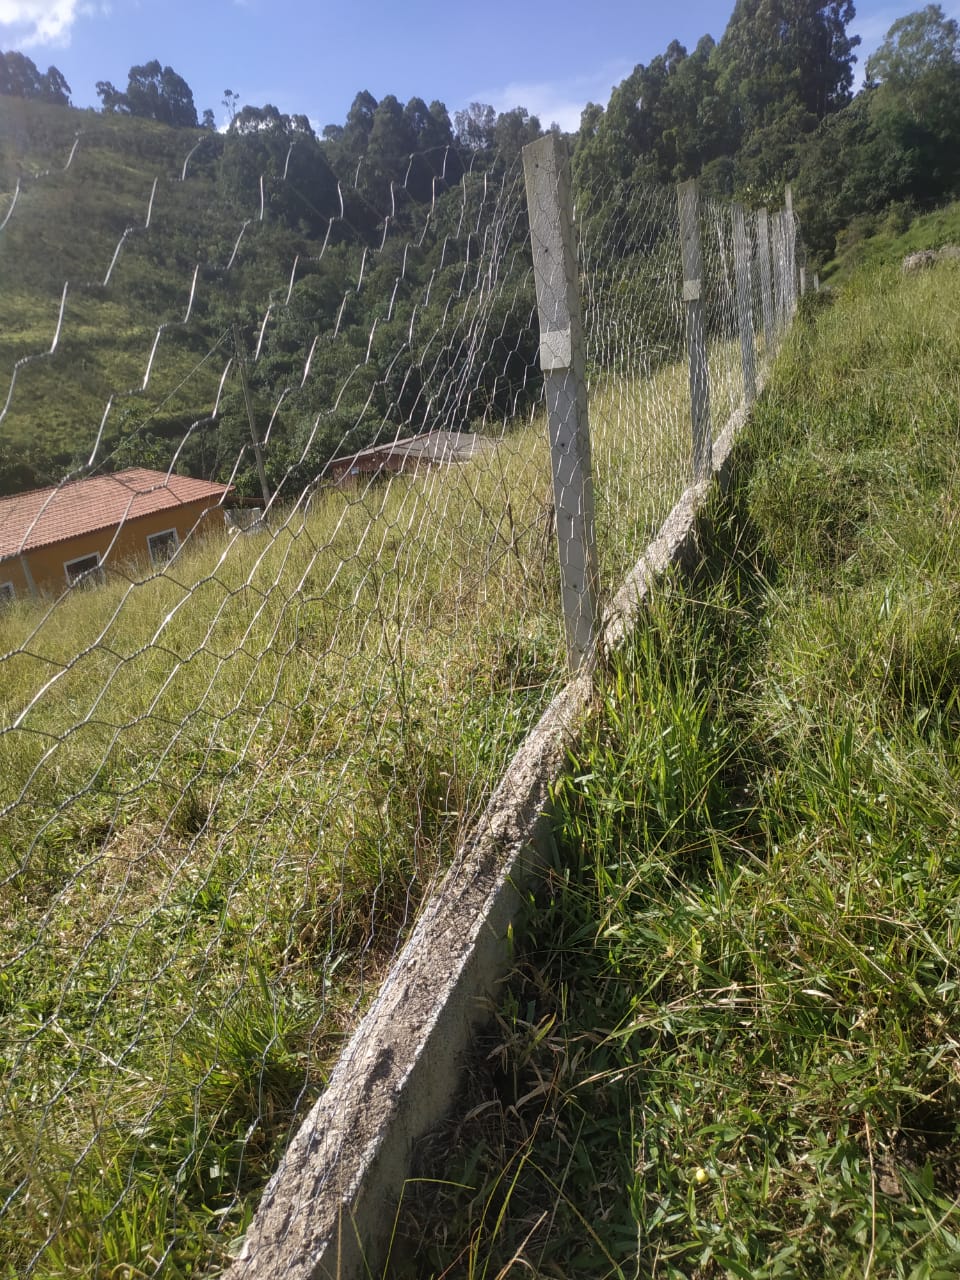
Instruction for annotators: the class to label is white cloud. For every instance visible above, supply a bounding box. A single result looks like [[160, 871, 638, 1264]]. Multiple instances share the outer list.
[[471, 59, 633, 134], [0, 0, 79, 45]]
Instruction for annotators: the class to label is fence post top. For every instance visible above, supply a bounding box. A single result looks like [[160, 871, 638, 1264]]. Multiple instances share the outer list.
[[521, 131, 569, 174]]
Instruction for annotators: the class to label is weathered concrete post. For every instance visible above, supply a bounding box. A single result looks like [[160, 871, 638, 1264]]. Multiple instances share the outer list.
[[771, 210, 787, 335], [757, 207, 776, 358], [677, 179, 712, 483], [732, 203, 757, 407], [784, 186, 797, 316], [522, 133, 599, 674]]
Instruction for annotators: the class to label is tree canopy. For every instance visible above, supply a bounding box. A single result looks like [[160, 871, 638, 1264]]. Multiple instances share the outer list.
[[97, 61, 198, 128], [0, 50, 70, 105], [716, 0, 859, 128], [866, 3, 960, 130], [792, 4, 960, 252]]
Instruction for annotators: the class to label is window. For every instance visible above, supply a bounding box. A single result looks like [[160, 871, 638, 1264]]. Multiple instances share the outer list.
[[64, 553, 103, 587], [147, 528, 179, 567], [0, 581, 14, 604]]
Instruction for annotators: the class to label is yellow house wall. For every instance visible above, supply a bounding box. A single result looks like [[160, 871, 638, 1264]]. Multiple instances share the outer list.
[[0, 556, 31, 599], [1, 501, 225, 599]]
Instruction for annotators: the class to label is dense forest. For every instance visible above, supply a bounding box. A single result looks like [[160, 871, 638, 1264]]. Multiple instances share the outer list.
[[0, 1, 958, 500], [575, 2, 960, 260]]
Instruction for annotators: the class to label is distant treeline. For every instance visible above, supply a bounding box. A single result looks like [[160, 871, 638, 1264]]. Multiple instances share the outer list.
[[4, 2, 959, 258]]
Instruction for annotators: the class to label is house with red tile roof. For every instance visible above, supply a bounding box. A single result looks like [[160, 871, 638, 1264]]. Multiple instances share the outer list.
[[0, 467, 232, 601]]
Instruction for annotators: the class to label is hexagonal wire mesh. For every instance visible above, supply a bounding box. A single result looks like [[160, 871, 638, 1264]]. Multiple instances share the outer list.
[[0, 118, 797, 1275]]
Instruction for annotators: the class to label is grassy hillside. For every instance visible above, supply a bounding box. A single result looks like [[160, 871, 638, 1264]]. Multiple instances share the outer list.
[[1, 101, 264, 482], [823, 198, 960, 284], [0, 95, 550, 502], [0, 86, 766, 1274], [0, 307, 733, 1274], [393, 218, 960, 1276]]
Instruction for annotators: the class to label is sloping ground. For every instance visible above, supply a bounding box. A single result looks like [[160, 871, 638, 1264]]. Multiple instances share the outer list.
[[0, 348, 705, 1276], [392, 234, 960, 1276]]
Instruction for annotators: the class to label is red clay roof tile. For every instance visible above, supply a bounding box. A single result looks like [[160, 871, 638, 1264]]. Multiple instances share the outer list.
[[0, 468, 232, 560]]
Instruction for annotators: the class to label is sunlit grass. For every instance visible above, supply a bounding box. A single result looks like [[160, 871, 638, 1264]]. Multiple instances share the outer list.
[[392, 241, 960, 1277], [0, 327, 723, 1275]]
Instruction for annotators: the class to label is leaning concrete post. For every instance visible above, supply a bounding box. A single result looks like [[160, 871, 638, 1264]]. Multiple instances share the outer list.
[[757, 207, 775, 358], [732, 203, 757, 407], [677, 179, 712, 483], [522, 134, 599, 674]]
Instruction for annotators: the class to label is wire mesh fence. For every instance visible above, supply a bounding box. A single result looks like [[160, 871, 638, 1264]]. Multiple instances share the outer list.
[[0, 109, 798, 1276]]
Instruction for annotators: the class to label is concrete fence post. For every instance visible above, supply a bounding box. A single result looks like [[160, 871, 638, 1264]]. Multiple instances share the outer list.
[[522, 133, 599, 674], [772, 211, 787, 335], [784, 186, 797, 317], [757, 207, 775, 358], [732, 203, 757, 408], [677, 179, 712, 483]]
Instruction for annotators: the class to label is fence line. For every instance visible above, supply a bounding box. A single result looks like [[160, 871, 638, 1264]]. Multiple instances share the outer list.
[[0, 114, 801, 1276]]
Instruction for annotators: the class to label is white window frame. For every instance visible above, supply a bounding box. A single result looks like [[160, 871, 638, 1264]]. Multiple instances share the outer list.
[[64, 552, 104, 587], [0, 581, 14, 604], [147, 527, 180, 567]]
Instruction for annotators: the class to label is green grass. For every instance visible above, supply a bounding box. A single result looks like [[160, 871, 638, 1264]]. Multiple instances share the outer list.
[[0, 432, 562, 1276], [0, 100, 239, 471], [0, 98, 769, 1271], [823, 199, 960, 285], [391, 226, 960, 1277], [0, 319, 722, 1275]]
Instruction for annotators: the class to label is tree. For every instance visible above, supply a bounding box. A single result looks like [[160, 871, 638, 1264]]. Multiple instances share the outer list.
[[404, 97, 455, 156], [97, 61, 198, 127], [95, 80, 127, 113], [492, 107, 542, 165], [655, 36, 735, 180], [401, 97, 460, 196], [220, 104, 339, 234], [858, 6, 960, 207], [230, 102, 313, 137], [866, 5, 960, 131], [127, 61, 198, 127], [454, 102, 496, 152], [708, 1, 861, 194], [368, 95, 417, 166], [716, 0, 860, 130], [342, 89, 378, 162], [41, 66, 71, 106], [0, 50, 70, 105]]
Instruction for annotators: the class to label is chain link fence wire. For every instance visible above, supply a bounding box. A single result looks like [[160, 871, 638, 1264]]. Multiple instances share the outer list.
[[0, 109, 797, 1276]]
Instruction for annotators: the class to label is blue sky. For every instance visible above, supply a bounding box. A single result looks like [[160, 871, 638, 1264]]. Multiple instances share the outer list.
[[0, 1, 956, 133]]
